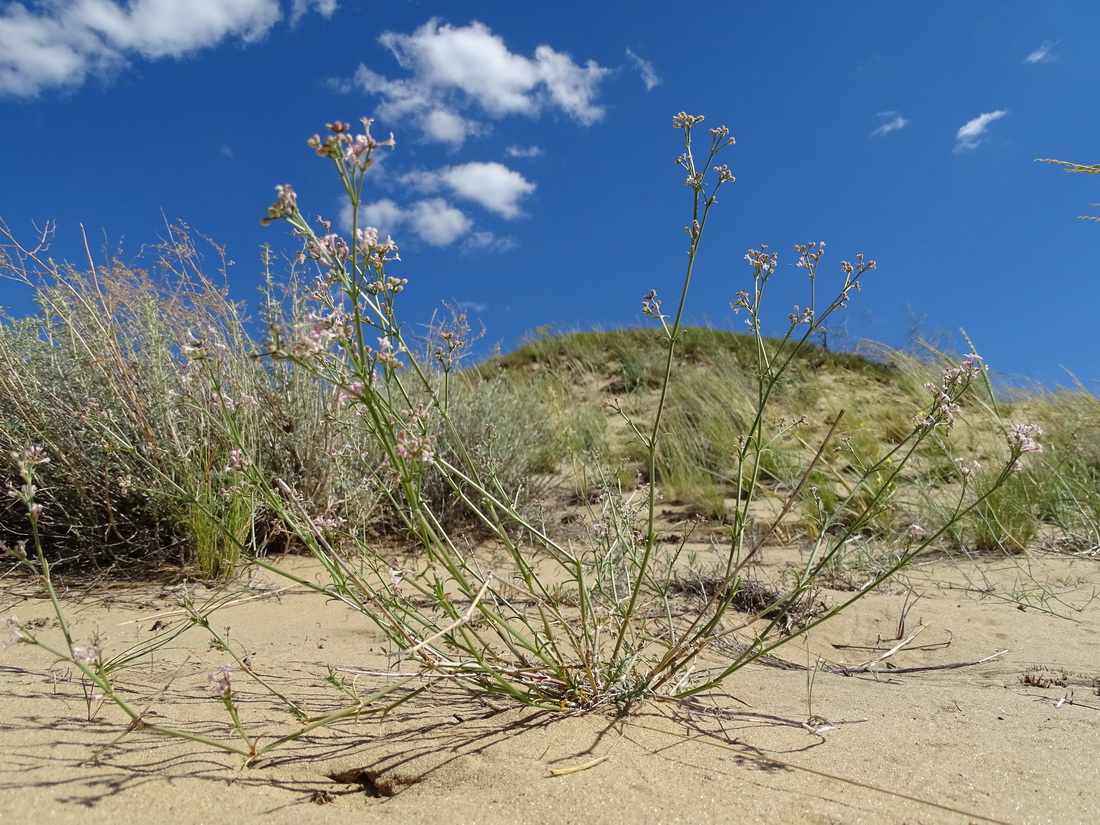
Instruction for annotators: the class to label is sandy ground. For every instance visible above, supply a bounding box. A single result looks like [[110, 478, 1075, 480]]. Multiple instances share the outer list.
[[2, 549, 1099, 825]]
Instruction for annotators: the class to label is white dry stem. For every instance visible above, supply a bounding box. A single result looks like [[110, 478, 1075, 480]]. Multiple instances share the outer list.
[[397, 573, 494, 658], [856, 624, 928, 669], [549, 755, 611, 776]]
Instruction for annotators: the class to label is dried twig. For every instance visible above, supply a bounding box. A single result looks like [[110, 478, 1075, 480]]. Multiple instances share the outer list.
[[831, 649, 1008, 676]]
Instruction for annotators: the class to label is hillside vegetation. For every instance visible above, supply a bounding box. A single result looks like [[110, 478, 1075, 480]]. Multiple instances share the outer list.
[[1, 253, 1096, 580]]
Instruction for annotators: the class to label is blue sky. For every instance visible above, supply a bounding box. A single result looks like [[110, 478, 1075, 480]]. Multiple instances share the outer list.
[[1, 1, 1098, 388]]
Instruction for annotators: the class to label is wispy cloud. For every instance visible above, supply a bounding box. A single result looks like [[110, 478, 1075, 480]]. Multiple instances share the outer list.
[[625, 48, 660, 91], [348, 19, 609, 148], [505, 144, 543, 159], [460, 233, 517, 256], [0, 0, 336, 97], [871, 111, 908, 137], [290, 0, 338, 26], [1024, 40, 1059, 64], [356, 198, 405, 237], [954, 110, 1009, 152]]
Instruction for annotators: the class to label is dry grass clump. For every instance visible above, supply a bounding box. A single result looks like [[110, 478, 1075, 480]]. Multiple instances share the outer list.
[[0, 227, 563, 577]]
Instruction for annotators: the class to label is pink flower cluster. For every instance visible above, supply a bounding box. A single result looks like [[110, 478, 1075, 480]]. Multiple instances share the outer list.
[[1006, 423, 1044, 474], [261, 184, 298, 226], [208, 664, 233, 698], [915, 353, 984, 430], [1008, 423, 1044, 454], [307, 118, 395, 172], [395, 431, 436, 464]]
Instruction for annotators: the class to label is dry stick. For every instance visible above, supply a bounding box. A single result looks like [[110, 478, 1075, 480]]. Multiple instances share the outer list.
[[548, 730, 626, 777], [827, 649, 1008, 676], [621, 719, 1014, 825], [854, 624, 927, 669], [397, 573, 494, 658], [548, 755, 610, 776]]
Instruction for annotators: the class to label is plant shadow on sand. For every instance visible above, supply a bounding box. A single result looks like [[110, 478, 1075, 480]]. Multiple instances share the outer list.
[[4, 548, 1100, 824]]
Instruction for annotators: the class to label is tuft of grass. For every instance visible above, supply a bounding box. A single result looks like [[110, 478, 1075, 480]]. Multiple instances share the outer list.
[[0, 228, 564, 577]]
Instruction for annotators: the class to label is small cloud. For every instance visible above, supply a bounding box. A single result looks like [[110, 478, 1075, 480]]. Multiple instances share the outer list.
[[1024, 40, 1058, 64], [220, 144, 235, 159], [355, 198, 404, 238], [461, 232, 518, 255], [625, 48, 660, 91], [353, 196, 475, 247], [290, 0, 338, 26], [440, 163, 535, 219], [871, 111, 908, 137], [400, 162, 536, 219], [408, 198, 473, 246], [456, 300, 487, 314], [421, 107, 482, 148], [954, 110, 1009, 152], [505, 144, 543, 159]]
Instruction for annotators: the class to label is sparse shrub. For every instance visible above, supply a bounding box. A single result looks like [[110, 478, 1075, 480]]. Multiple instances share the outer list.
[[0, 226, 559, 575]]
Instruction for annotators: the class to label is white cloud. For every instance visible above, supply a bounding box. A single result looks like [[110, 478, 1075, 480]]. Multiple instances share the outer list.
[[954, 110, 1009, 152], [871, 111, 908, 137], [532, 43, 606, 124], [400, 162, 535, 219], [350, 19, 608, 147], [625, 48, 660, 91], [461, 232, 517, 255], [440, 162, 534, 219], [1024, 40, 1058, 64], [355, 196, 473, 247], [356, 161, 532, 248], [358, 198, 405, 236], [408, 198, 472, 246], [421, 107, 481, 146], [505, 144, 543, 158], [290, 0, 338, 26], [0, 0, 335, 96]]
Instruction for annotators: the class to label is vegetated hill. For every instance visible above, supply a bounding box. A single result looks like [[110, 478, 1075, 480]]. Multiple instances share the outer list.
[[475, 326, 1100, 555]]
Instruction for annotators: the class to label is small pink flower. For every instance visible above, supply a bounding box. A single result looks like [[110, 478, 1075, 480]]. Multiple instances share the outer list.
[[208, 665, 233, 698], [71, 644, 100, 665], [224, 449, 249, 473], [261, 184, 298, 225], [395, 431, 436, 464], [3, 619, 26, 649], [23, 446, 49, 465], [1008, 423, 1043, 454]]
